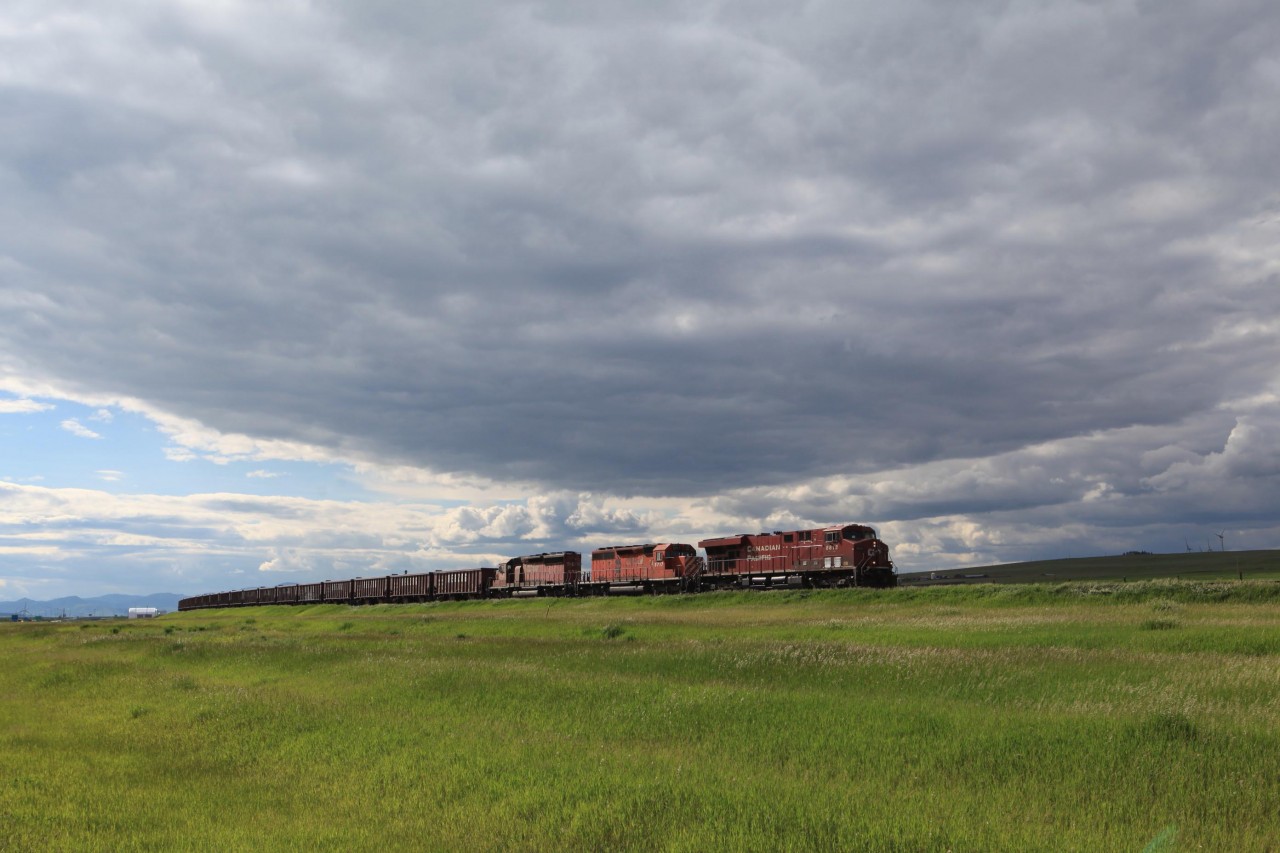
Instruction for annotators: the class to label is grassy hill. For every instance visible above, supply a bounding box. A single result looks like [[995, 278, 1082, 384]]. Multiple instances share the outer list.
[[899, 548, 1280, 585], [3, 583, 1279, 850], [0, 593, 183, 619]]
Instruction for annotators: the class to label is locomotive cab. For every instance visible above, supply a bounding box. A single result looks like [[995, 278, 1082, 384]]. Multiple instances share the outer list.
[[655, 543, 698, 577], [838, 525, 895, 585], [840, 524, 876, 541]]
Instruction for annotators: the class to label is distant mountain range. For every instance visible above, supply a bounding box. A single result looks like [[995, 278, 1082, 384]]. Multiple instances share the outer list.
[[1, 593, 184, 618]]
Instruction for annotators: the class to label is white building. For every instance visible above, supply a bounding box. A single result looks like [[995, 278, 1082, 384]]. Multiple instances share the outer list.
[[127, 607, 159, 619]]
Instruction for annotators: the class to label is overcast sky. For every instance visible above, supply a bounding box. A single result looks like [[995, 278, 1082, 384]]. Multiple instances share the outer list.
[[3, 0, 1279, 598]]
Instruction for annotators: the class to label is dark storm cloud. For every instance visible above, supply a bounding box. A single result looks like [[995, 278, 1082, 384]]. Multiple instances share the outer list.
[[3, 0, 1279, 512]]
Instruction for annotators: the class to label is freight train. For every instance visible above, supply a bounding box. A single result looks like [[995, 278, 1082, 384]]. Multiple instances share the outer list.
[[178, 522, 895, 611]]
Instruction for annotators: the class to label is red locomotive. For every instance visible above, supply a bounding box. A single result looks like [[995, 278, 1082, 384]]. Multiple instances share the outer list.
[[178, 522, 895, 610], [494, 552, 582, 590], [589, 543, 699, 584], [699, 523, 895, 589]]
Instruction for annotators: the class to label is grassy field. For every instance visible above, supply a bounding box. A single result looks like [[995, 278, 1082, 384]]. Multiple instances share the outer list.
[[900, 548, 1280, 585], [3, 581, 1280, 851]]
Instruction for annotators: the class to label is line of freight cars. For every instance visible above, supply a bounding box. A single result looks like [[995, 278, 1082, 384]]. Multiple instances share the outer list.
[[178, 522, 895, 611]]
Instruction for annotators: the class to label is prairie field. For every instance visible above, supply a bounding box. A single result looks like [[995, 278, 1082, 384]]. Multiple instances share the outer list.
[[898, 548, 1280, 585], [3, 581, 1280, 851]]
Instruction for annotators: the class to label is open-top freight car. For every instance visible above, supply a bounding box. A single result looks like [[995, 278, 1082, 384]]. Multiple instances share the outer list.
[[434, 568, 499, 599], [179, 568, 499, 610], [353, 576, 388, 603], [178, 522, 895, 610]]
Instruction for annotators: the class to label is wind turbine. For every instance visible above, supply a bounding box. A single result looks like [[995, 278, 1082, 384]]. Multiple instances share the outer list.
[[1216, 531, 1226, 552]]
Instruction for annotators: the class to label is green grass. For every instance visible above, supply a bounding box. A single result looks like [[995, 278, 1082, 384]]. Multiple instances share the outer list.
[[2, 582, 1279, 851], [900, 548, 1280, 584]]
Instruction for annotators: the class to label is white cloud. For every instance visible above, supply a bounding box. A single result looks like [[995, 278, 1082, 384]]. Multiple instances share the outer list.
[[247, 469, 282, 479], [0, 545, 63, 556], [0, 480, 695, 594], [0, 398, 52, 414], [96, 470, 124, 482], [0, 378, 344, 468], [2, 0, 1280, 595], [60, 418, 101, 439]]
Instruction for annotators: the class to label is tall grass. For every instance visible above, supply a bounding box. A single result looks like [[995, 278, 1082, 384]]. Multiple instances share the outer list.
[[2, 583, 1278, 850]]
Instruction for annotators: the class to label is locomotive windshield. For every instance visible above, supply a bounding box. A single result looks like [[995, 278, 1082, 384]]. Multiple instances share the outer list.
[[843, 526, 875, 541]]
